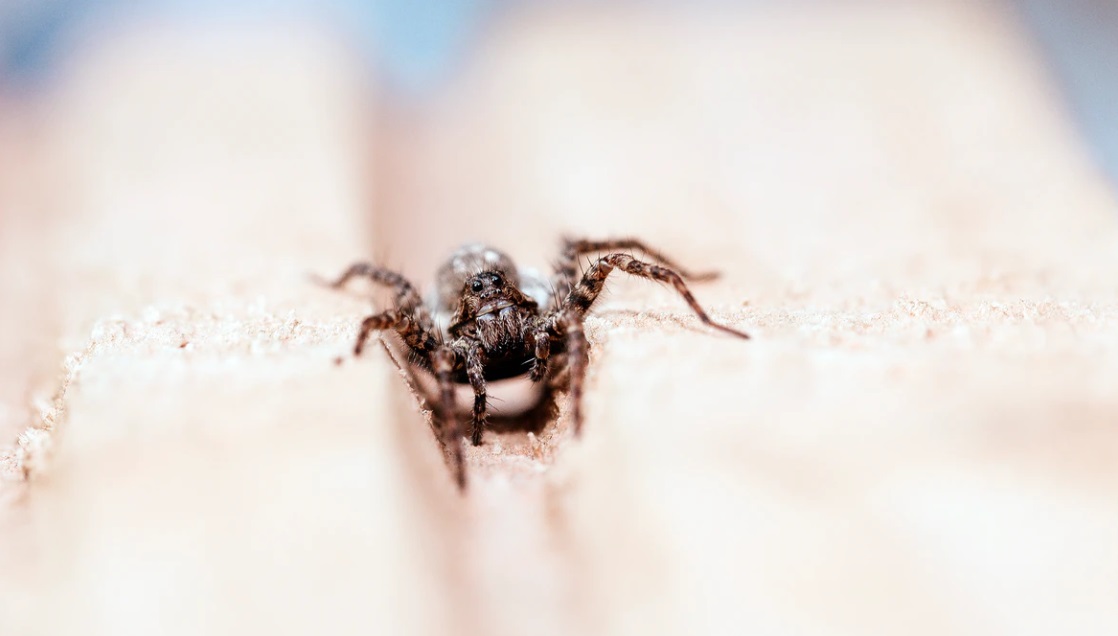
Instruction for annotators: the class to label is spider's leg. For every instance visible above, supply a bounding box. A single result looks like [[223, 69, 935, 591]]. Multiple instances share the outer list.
[[558, 311, 589, 435], [353, 310, 439, 356], [465, 346, 488, 446], [554, 237, 719, 296], [529, 325, 552, 382], [326, 263, 440, 355], [354, 311, 397, 356], [328, 262, 425, 310], [432, 346, 467, 490], [569, 253, 750, 339]]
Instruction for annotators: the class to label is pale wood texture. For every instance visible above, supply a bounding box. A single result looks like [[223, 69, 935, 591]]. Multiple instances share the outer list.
[[3, 3, 1118, 635]]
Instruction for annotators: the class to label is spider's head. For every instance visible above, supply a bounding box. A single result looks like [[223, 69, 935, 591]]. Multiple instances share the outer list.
[[467, 270, 506, 300], [438, 244, 540, 341], [435, 244, 520, 309], [454, 270, 535, 324]]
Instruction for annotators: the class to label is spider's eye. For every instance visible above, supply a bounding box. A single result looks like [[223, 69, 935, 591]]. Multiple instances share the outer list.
[[470, 280, 483, 293]]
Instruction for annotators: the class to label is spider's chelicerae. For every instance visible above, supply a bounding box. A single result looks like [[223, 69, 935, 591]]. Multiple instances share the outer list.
[[329, 238, 749, 489]]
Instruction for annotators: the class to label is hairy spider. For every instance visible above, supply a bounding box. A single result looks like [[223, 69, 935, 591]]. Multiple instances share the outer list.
[[328, 238, 749, 489]]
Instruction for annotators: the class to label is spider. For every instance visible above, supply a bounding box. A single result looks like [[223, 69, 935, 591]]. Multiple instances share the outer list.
[[328, 238, 749, 489]]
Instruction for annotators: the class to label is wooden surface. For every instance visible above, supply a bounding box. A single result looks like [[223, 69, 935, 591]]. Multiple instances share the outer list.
[[2, 2, 1118, 635]]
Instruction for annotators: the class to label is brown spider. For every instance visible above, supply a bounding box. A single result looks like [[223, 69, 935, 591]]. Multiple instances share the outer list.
[[328, 238, 749, 489]]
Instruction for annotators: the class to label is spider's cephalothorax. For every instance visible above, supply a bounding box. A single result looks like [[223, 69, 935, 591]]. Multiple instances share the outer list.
[[447, 265, 537, 362], [328, 238, 749, 490]]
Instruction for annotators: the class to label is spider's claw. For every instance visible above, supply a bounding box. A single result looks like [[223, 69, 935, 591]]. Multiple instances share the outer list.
[[711, 322, 750, 339]]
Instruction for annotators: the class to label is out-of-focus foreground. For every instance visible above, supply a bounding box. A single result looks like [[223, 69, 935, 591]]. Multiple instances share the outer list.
[[2, 2, 1118, 635]]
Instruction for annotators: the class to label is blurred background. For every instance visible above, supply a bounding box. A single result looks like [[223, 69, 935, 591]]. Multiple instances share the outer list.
[[3, 2, 1118, 635], [2, 0, 1117, 185]]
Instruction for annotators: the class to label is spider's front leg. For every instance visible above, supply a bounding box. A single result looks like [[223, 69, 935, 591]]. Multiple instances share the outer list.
[[325, 262, 440, 356], [529, 327, 551, 382], [556, 311, 589, 435], [464, 346, 488, 446], [553, 253, 749, 435], [432, 346, 467, 490], [569, 253, 750, 339], [328, 262, 425, 311], [554, 237, 720, 297], [351, 310, 434, 356]]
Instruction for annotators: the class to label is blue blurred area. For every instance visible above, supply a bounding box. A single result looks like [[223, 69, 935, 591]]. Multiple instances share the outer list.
[[0, 0, 91, 82], [1015, 0, 1118, 185], [0, 0, 491, 92], [365, 0, 491, 92], [1, 0, 1116, 187]]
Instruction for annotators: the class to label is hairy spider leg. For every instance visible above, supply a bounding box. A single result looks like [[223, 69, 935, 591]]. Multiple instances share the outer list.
[[330, 262, 468, 489], [560, 311, 588, 435], [529, 326, 551, 382], [329, 263, 440, 355], [550, 253, 749, 434], [567, 253, 750, 339], [329, 262, 426, 309], [464, 346, 488, 446], [351, 310, 434, 356], [553, 237, 720, 298], [432, 346, 467, 490]]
